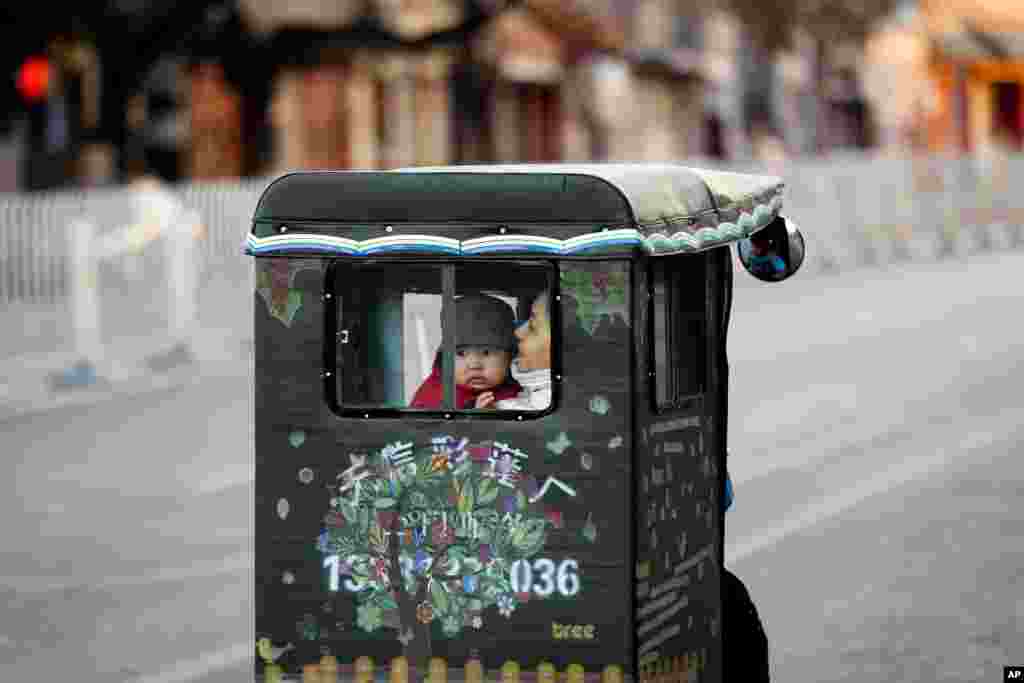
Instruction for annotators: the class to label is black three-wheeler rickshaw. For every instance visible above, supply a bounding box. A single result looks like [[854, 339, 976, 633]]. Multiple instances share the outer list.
[[248, 164, 804, 683]]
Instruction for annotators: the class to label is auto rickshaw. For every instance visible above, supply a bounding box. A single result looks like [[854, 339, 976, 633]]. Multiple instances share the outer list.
[[247, 164, 804, 683]]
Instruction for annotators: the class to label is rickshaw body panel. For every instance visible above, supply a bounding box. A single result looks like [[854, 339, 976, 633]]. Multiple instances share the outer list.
[[249, 165, 780, 682], [255, 256, 637, 673]]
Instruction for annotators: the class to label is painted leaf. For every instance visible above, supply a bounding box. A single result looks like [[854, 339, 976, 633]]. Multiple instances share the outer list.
[[369, 525, 388, 554], [374, 497, 396, 509], [285, 290, 303, 324], [588, 395, 611, 415], [431, 579, 450, 616], [546, 431, 572, 455], [340, 502, 357, 523], [462, 557, 483, 574], [380, 592, 399, 611], [457, 488, 474, 514], [477, 478, 499, 505], [509, 525, 526, 547], [521, 530, 545, 556]]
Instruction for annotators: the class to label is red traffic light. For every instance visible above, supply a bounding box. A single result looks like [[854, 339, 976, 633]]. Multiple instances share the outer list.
[[17, 56, 51, 103]]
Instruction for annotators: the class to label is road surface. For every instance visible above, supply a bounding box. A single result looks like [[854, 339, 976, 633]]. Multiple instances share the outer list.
[[2, 251, 1022, 682]]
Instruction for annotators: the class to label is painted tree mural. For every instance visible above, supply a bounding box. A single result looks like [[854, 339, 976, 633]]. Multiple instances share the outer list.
[[318, 435, 574, 668]]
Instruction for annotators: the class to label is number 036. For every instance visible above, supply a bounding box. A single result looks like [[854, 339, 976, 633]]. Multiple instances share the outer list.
[[510, 558, 580, 597]]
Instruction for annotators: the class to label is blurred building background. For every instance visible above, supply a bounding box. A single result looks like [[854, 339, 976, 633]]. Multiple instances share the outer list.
[[7, 0, 1022, 191], [2, 5, 1024, 682]]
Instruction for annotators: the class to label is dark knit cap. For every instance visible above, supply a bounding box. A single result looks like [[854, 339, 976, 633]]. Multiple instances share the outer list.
[[447, 294, 517, 352]]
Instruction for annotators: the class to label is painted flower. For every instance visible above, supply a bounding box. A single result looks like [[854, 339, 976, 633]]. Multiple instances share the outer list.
[[468, 444, 491, 463], [496, 593, 517, 618], [372, 558, 389, 582], [356, 604, 383, 632], [430, 453, 450, 473], [478, 544, 492, 565], [451, 436, 469, 456], [417, 601, 435, 624], [463, 574, 478, 594], [377, 510, 398, 530], [515, 591, 531, 604], [269, 259, 291, 307], [415, 549, 431, 573], [472, 616, 483, 629], [316, 531, 331, 553], [546, 510, 564, 529], [523, 475, 540, 499], [432, 520, 456, 546], [608, 435, 623, 449]]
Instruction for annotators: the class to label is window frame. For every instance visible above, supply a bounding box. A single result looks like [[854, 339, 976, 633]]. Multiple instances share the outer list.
[[324, 258, 559, 420], [648, 253, 711, 414]]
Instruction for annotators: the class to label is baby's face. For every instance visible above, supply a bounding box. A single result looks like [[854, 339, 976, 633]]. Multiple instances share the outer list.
[[455, 347, 511, 390]]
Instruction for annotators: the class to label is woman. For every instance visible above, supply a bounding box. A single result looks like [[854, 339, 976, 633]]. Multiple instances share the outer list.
[[476, 289, 555, 411]]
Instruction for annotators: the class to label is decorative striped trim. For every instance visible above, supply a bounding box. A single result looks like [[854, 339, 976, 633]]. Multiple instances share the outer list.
[[644, 195, 783, 255], [244, 233, 460, 256], [243, 197, 782, 257], [461, 228, 645, 255]]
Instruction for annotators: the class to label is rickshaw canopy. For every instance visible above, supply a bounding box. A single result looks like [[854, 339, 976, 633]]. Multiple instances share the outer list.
[[244, 163, 784, 258]]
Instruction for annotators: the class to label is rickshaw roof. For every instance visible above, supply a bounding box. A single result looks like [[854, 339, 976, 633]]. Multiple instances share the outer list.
[[245, 163, 784, 258]]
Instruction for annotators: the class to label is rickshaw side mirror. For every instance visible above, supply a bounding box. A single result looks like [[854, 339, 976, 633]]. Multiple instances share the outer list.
[[736, 214, 805, 282]]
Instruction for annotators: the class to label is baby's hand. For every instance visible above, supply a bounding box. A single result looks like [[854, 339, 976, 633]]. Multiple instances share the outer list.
[[475, 392, 496, 409]]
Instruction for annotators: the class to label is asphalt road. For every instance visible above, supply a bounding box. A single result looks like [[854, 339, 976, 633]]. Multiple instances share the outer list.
[[2, 251, 1022, 682], [726, 251, 1024, 681]]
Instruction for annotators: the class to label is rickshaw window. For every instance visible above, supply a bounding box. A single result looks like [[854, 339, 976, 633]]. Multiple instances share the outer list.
[[326, 260, 556, 417], [650, 254, 708, 412]]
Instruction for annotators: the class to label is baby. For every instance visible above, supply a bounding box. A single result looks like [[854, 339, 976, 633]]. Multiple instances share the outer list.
[[409, 294, 522, 409]]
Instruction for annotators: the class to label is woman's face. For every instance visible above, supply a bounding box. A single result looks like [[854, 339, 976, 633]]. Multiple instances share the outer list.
[[454, 347, 511, 390], [515, 296, 551, 371]]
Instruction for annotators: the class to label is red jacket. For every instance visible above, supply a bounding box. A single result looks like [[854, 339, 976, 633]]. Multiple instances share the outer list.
[[409, 362, 522, 409]]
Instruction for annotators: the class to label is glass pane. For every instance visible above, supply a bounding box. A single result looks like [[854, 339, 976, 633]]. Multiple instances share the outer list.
[[455, 262, 553, 411], [403, 293, 442, 404], [332, 261, 554, 413], [334, 264, 443, 409], [673, 255, 707, 397]]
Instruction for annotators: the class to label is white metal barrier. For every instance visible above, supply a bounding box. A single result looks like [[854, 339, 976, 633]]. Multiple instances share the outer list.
[[63, 182, 203, 368], [1, 156, 1022, 369]]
